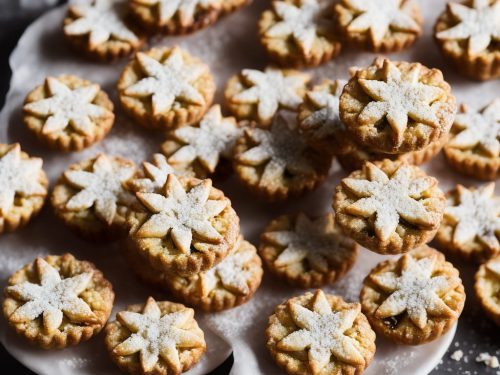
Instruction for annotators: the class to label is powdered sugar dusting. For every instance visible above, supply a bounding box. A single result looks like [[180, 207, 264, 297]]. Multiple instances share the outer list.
[[134, 0, 221, 25]]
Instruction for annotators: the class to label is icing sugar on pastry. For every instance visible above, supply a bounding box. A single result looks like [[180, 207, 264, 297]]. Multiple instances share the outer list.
[[0, 144, 46, 215], [113, 297, 205, 373], [448, 99, 500, 157], [277, 290, 365, 372], [133, 0, 221, 25], [264, 0, 332, 55], [124, 48, 207, 115], [369, 252, 460, 329], [358, 59, 444, 146], [64, 154, 135, 225], [64, 0, 139, 48], [436, 0, 500, 55], [342, 162, 438, 241], [23, 77, 110, 135], [168, 105, 242, 173], [5, 258, 97, 334], [237, 112, 314, 186], [135, 175, 227, 253], [445, 183, 500, 250], [231, 68, 309, 123], [344, 0, 420, 42]]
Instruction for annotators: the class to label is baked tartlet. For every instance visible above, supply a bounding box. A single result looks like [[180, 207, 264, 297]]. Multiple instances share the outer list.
[[160, 105, 243, 179], [166, 236, 263, 311], [436, 183, 500, 263], [443, 99, 500, 180], [124, 240, 170, 290], [23, 75, 114, 152], [260, 213, 358, 288], [434, 0, 500, 81], [127, 175, 240, 276], [333, 159, 445, 254], [335, 0, 422, 52], [233, 112, 331, 201], [224, 67, 310, 125], [258, 0, 342, 68], [105, 297, 205, 375], [297, 79, 352, 156], [474, 255, 500, 325], [118, 46, 215, 130], [0, 144, 48, 234], [128, 153, 194, 194], [3, 253, 114, 349], [360, 246, 465, 345], [51, 154, 136, 240], [339, 58, 456, 154], [64, 0, 142, 62], [266, 289, 376, 375], [129, 0, 221, 35], [337, 132, 448, 172]]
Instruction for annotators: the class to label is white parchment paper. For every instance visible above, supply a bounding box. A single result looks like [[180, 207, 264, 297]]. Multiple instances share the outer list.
[[0, 1, 498, 374]]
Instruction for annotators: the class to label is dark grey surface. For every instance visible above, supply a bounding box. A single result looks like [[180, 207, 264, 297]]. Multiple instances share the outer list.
[[0, 4, 498, 375]]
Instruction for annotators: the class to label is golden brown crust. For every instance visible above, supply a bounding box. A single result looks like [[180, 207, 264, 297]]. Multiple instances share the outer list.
[[233, 120, 332, 202], [266, 290, 376, 375], [2, 253, 114, 349], [333, 159, 445, 255], [129, 0, 220, 35], [335, 0, 423, 52], [127, 176, 240, 276], [63, 3, 143, 63], [435, 184, 500, 263], [0, 144, 48, 234], [23, 75, 114, 151], [474, 255, 500, 326], [258, 0, 342, 68], [118, 47, 215, 130], [51, 154, 136, 241], [166, 237, 263, 311], [337, 132, 448, 173], [434, 0, 500, 81], [104, 299, 206, 375], [360, 246, 465, 345], [443, 146, 500, 180], [219, 0, 252, 14], [339, 58, 456, 154], [259, 213, 358, 288]]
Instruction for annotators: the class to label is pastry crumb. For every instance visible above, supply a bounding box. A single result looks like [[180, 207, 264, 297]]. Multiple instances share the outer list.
[[476, 352, 499, 368], [451, 350, 463, 361]]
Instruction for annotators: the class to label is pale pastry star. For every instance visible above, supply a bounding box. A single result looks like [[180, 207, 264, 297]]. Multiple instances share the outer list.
[[6, 258, 96, 334], [134, 0, 220, 25]]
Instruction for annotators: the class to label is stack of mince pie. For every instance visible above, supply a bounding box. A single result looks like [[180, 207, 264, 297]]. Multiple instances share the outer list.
[[125, 155, 263, 313]]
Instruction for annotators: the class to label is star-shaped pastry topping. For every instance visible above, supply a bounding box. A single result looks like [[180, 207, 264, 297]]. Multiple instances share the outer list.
[[200, 243, 254, 296], [264, 213, 349, 273], [231, 68, 309, 123], [134, 0, 220, 25], [447, 99, 500, 157], [278, 290, 365, 373], [23, 77, 111, 135], [0, 144, 46, 215], [301, 80, 346, 139], [237, 112, 315, 186], [342, 162, 438, 242], [114, 297, 204, 373], [357, 60, 444, 146], [124, 48, 207, 115], [6, 258, 97, 334], [135, 175, 228, 253], [445, 183, 500, 251], [370, 253, 460, 329], [130, 154, 177, 193], [168, 105, 243, 173], [345, 0, 420, 42], [264, 0, 331, 55], [65, 154, 135, 225], [436, 0, 500, 55], [486, 258, 500, 279], [64, 0, 139, 48]]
